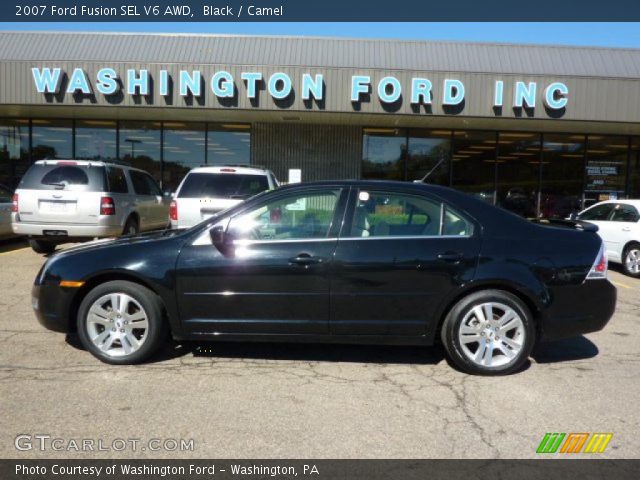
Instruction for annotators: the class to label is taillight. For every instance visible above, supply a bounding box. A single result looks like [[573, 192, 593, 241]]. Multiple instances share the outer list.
[[11, 194, 18, 213], [587, 242, 608, 279], [169, 200, 178, 221], [100, 196, 115, 216]]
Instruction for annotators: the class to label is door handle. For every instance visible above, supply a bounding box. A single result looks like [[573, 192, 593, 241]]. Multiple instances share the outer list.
[[289, 253, 323, 266], [437, 252, 464, 263], [622, 227, 631, 232]]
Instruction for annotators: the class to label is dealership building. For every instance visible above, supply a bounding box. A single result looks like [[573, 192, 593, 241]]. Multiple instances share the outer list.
[[1, 31, 640, 217]]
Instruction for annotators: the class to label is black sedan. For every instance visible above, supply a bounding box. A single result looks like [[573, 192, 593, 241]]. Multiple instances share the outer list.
[[32, 180, 616, 375]]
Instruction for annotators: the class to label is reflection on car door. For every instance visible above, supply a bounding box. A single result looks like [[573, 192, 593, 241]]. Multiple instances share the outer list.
[[331, 188, 481, 337], [175, 188, 348, 335]]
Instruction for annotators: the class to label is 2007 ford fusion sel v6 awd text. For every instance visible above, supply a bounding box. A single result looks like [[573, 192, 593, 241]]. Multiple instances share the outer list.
[[32, 180, 616, 375]]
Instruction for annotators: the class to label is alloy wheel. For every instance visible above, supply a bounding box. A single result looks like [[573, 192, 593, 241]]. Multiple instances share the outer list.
[[457, 302, 525, 368], [625, 248, 640, 275], [86, 293, 149, 357]]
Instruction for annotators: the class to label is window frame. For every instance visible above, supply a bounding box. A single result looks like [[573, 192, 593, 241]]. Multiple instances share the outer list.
[[223, 187, 349, 244], [340, 188, 476, 240], [611, 203, 640, 223]]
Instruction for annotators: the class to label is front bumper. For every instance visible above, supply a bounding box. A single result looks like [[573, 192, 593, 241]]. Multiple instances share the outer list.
[[32, 283, 76, 333], [13, 222, 121, 238], [541, 279, 617, 341]]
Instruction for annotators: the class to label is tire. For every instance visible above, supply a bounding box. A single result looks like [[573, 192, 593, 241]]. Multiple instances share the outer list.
[[123, 216, 139, 236], [29, 239, 56, 254], [77, 280, 167, 365], [622, 243, 640, 278], [440, 289, 535, 375]]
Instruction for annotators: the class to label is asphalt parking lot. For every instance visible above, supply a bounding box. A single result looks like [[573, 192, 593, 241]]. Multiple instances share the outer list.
[[0, 238, 639, 459]]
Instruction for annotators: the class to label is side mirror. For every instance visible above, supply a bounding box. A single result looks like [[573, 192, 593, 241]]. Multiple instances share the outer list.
[[162, 189, 173, 198], [210, 225, 226, 245], [568, 212, 578, 221]]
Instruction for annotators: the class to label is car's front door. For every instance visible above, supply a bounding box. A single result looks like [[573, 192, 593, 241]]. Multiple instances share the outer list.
[[331, 188, 481, 337], [578, 203, 617, 259], [608, 203, 640, 260], [175, 187, 347, 335]]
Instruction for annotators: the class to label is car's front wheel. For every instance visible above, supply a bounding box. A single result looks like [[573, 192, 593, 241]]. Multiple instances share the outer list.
[[77, 280, 167, 364], [622, 243, 640, 278], [441, 290, 535, 375]]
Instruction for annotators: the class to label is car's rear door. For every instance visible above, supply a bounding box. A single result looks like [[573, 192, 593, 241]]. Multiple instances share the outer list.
[[608, 203, 640, 260], [330, 187, 481, 337], [0, 185, 12, 236], [175, 186, 348, 335]]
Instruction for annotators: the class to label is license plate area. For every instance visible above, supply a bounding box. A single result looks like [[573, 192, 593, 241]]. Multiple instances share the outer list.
[[39, 200, 76, 214], [42, 230, 68, 237]]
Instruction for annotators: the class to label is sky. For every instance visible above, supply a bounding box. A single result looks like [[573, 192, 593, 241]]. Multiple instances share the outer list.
[[1, 22, 640, 49]]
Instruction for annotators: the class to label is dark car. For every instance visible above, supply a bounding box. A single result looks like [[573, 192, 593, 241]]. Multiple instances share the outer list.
[[32, 180, 616, 375]]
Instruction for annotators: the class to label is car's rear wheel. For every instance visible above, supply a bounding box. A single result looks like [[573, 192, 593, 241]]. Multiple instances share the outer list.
[[77, 280, 167, 364], [123, 217, 139, 236], [441, 290, 535, 375], [29, 239, 56, 254], [622, 243, 640, 278]]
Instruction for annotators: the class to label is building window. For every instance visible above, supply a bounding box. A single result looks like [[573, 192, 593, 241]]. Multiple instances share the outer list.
[[540, 134, 585, 219], [207, 124, 251, 166], [584, 135, 628, 205], [406, 130, 451, 184], [119, 121, 162, 185], [75, 120, 117, 161], [631, 138, 640, 199], [495, 132, 541, 218], [451, 130, 497, 204], [162, 122, 205, 190], [31, 119, 72, 161], [362, 128, 406, 181], [0, 119, 30, 189]]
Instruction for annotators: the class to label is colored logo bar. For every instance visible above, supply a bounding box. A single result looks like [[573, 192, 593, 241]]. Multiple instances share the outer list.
[[537, 433, 613, 454]]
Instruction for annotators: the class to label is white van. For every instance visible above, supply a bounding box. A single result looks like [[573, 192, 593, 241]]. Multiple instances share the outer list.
[[170, 165, 278, 229]]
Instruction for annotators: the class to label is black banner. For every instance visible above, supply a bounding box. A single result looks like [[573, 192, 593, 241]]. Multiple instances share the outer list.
[[5, 0, 640, 22], [3, 459, 640, 480]]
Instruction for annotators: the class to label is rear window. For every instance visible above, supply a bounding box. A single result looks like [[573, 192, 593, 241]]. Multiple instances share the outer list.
[[18, 164, 107, 192], [177, 172, 270, 199]]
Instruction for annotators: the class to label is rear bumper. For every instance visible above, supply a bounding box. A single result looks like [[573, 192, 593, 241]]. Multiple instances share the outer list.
[[32, 283, 75, 333], [13, 221, 121, 239], [541, 279, 617, 341]]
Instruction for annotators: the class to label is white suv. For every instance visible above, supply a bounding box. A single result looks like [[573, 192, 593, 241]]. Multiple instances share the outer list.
[[12, 160, 170, 253], [170, 165, 278, 229]]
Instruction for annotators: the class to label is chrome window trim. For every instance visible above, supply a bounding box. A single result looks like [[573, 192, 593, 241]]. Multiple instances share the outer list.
[[338, 234, 473, 241]]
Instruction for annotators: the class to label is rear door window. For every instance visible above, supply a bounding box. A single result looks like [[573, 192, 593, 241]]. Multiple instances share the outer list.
[[107, 167, 129, 194], [18, 164, 107, 191], [178, 173, 270, 199], [611, 204, 640, 222]]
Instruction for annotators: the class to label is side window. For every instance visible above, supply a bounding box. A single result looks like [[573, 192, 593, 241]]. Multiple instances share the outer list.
[[578, 204, 614, 221], [350, 190, 443, 237], [143, 174, 162, 196], [228, 190, 341, 241], [130, 171, 152, 196], [0, 185, 12, 203], [443, 206, 474, 236], [107, 167, 128, 194], [611, 204, 640, 223]]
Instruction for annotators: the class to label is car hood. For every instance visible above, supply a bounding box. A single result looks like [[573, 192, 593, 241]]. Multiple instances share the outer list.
[[51, 229, 186, 258]]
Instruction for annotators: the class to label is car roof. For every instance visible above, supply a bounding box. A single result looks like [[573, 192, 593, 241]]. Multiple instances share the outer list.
[[586, 199, 640, 208], [187, 165, 272, 175], [33, 159, 149, 174]]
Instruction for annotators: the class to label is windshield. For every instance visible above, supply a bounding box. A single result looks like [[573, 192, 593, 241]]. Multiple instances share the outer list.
[[177, 173, 270, 199]]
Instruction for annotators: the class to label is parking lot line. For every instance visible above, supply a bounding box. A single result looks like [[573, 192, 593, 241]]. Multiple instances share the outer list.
[[0, 247, 29, 256], [611, 280, 632, 290]]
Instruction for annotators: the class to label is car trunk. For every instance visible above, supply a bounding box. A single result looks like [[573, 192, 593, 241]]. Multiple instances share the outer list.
[[16, 163, 107, 225]]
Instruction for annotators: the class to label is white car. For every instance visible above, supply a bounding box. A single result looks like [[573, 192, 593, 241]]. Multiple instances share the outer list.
[[12, 160, 170, 254], [170, 165, 278, 229], [576, 200, 640, 277], [0, 184, 16, 240]]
